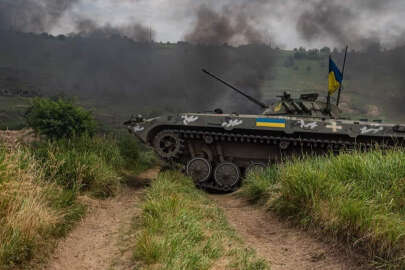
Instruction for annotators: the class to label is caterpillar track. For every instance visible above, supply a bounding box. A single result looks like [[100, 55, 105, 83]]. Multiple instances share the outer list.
[[126, 119, 404, 192]]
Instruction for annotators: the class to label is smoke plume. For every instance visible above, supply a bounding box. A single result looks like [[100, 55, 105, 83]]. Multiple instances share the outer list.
[[296, 0, 404, 49], [0, 0, 79, 33], [74, 19, 155, 42], [184, 4, 267, 46]]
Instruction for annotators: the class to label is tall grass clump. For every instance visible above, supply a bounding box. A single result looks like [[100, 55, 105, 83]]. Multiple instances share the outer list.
[[241, 149, 405, 269], [0, 145, 84, 269], [32, 135, 124, 198], [117, 133, 157, 173], [241, 166, 279, 203], [133, 171, 268, 270]]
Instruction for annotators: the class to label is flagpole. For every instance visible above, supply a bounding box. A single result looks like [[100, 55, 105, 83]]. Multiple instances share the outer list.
[[336, 46, 348, 107], [326, 55, 331, 113]]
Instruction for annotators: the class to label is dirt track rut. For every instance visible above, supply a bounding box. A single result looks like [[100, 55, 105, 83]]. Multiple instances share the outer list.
[[43, 168, 159, 270], [210, 194, 370, 270]]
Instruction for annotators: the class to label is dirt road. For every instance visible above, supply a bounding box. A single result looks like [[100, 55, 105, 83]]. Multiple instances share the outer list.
[[210, 194, 370, 270], [43, 168, 160, 270]]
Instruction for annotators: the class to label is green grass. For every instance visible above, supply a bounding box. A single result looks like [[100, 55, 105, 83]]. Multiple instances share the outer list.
[[31, 134, 156, 198], [241, 149, 405, 269], [32, 135, 124, 198], [116, 133, 158, 174], [132, 171, 268, 270], [0, 132, 155, 268]]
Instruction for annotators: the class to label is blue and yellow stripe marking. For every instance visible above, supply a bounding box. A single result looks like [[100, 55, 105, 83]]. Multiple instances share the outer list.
[[256, 118, 286, 128]]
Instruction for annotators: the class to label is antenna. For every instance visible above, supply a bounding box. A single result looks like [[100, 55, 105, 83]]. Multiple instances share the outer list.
[[202, 69, 268, 109]]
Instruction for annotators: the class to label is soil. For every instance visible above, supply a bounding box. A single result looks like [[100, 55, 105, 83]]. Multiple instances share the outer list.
[[0, 128, 36, 146], [210, 193, 371, 270], [44, 168, 371, 270], [43, 168, 160, 270]]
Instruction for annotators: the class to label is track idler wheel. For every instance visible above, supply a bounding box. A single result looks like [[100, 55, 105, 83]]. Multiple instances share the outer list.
[[214, 162, 241, 189], [186, 158, 212, 184], [153, 131, 184, 160]]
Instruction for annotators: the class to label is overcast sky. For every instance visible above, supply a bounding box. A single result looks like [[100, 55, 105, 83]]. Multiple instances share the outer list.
[[48, 0, 405, 49]]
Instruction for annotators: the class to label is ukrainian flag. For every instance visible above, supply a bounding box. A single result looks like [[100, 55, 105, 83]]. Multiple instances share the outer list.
[[328, 56, 343, 95], [256, 118, 286, 128]]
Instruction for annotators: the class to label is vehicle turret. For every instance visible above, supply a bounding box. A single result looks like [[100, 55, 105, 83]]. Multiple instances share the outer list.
[[202, 69, 340, 118]]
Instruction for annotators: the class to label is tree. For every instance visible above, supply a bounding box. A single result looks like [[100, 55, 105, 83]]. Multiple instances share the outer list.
[[25, 98, 97, 140], [320, 46, 331, 55]]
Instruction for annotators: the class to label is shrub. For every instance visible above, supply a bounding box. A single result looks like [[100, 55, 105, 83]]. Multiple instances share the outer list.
[[25, 98, 96, 140]]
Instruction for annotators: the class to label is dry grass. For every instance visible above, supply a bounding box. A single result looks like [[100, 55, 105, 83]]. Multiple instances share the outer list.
[[0, 146, 62, 268], [0, 132, 155, 268]]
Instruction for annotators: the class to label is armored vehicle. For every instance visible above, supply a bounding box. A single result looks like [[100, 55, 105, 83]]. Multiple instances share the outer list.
[[125, 69, 405, 192]]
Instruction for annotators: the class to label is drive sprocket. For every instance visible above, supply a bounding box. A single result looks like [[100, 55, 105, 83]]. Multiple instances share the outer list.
[[153, 131, 184, 160]]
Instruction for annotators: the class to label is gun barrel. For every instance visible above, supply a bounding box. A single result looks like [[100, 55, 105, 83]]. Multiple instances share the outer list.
[[202, 69, 268, 109]]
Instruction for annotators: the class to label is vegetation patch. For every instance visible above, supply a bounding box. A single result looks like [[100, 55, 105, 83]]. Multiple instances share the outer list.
[[132, 171, 268, 270], [25, 97, 97, 140], [0, 133, 154, 268], [0, 145, 84, 269], [241, 149, 405, 269], [117, 133, 157, 174], [32, 135, 124, 198]]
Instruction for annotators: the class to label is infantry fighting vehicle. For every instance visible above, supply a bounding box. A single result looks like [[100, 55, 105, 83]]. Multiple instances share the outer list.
[[125, 69, 405, 192]]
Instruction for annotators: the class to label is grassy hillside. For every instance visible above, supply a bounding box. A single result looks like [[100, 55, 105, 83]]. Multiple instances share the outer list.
[[241, 150, 405, 269]]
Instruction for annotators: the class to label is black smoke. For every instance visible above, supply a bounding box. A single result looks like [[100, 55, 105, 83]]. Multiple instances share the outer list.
[[184, 4, 266, 46], [0, 0, 155, 43], [73, 19, 155, 42], [0, 0, 276, 127], [183, 3, 274, 113], [296, 0, 402, 49], [0, 31, 275, 124], [293, 0, 405, 116], [0, 0, 79, 33]]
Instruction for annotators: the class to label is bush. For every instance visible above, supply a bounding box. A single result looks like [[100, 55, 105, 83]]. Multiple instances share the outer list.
[[25, 98, 96, 140]]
